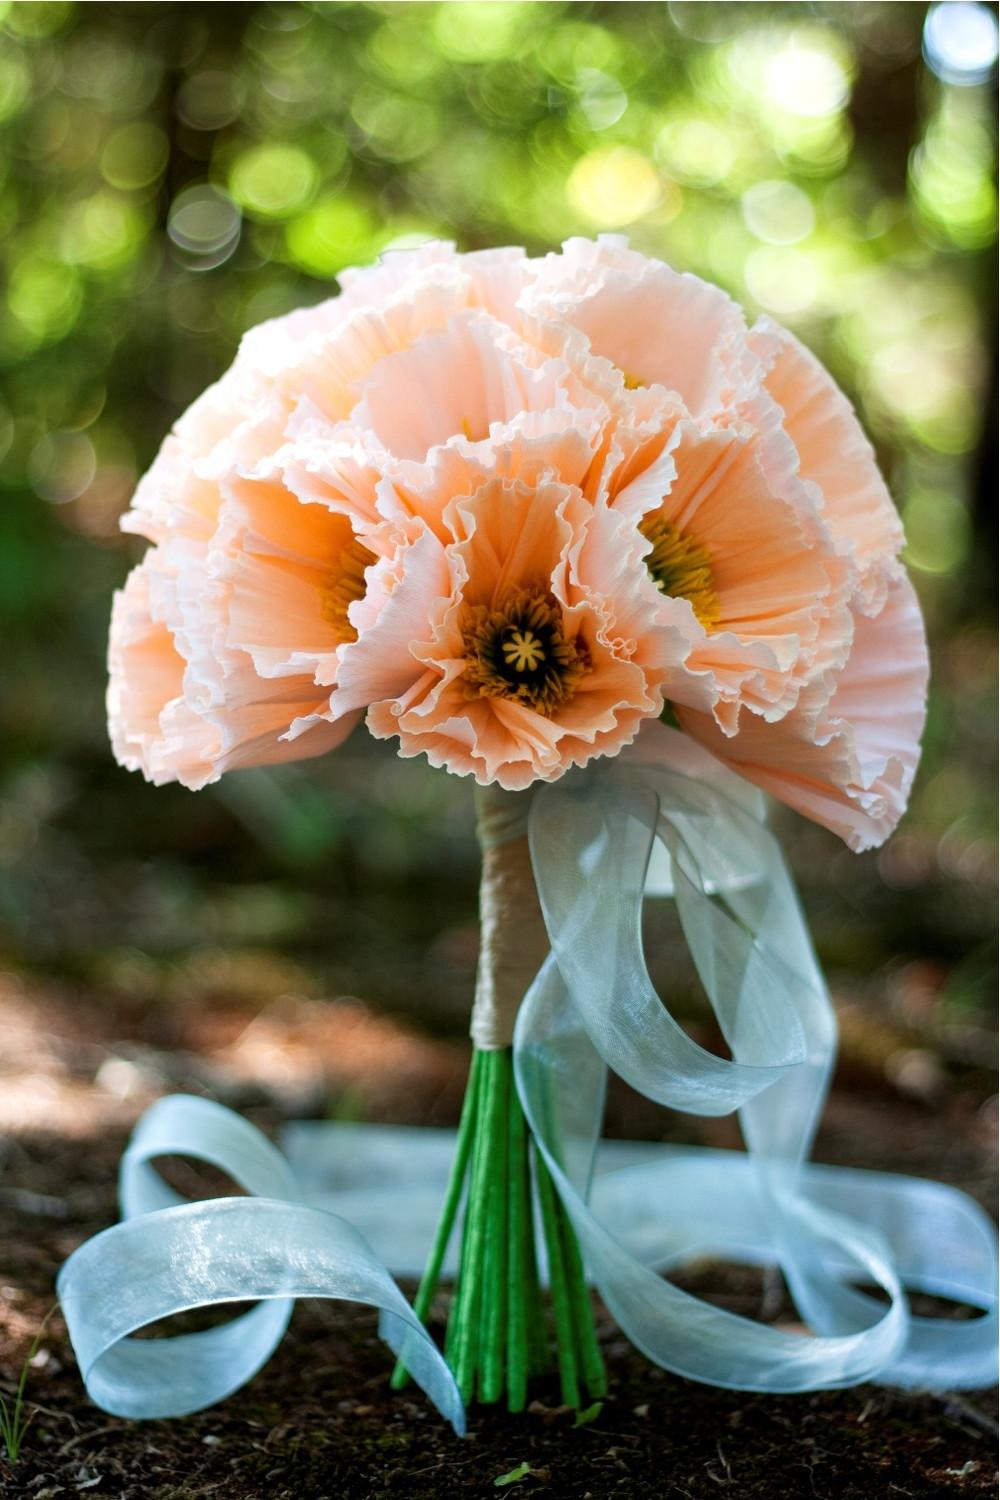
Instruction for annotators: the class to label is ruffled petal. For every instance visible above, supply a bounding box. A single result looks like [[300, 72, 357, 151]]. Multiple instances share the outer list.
[[368, 476, 662, 786], [334, 523, 450, 711], [748, 317, 904, 611], [106, 556, 217, 785], [351, 312, 583, 462], [608, 413, 850, 732], [526, 237, 752, 419], [677, 574, 928, 851]]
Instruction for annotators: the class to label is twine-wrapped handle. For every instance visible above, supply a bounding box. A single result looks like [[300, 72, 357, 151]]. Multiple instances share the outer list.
[[471, 783, 549, 1050]]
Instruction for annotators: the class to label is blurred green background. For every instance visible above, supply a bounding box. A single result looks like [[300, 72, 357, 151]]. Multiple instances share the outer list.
[[0, 1, 996, 1081]]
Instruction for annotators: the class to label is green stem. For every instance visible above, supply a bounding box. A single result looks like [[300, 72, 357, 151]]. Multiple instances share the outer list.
[[478, 1052, 509, 1403], [534, 1075, 606, 1398], [560, 1202, 607, 1398], [391, 1050, 482, 1390], [446, 1057, 488, 1371], [451, 1051, 499, 1402], [534, 1140, 580, 1409], [505, 1076, 529, 1412], [524, 1174, 549, 1379]]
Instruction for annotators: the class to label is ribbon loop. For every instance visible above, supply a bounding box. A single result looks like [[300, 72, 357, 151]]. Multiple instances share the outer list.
[[57, 1096, 464, 1432], [119, 1094, 299, 1214]]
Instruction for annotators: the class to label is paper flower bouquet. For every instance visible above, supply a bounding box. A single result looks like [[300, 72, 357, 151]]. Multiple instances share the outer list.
[[58, 239, 995, 1432]]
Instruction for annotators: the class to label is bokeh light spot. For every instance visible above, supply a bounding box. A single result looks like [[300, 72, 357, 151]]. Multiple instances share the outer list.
[[574, 69, 628, 131], [566, 146, 661, 226], [902, 489, 971, 574], [177, 70, 245, 131], [745, 245, 819, 316], [432, 2, 534, 63], [27, 431, 97, 506], [101, 123, 169, 192], [60, 192, 150, 272], [910, 99, 998, 250], [351, 87, 439, 163], [655, 116, 736, 188], [0, 53, 29, 122], [4, 1, 73, 38], [368, 20, 443, 85], [923, 2, 999, 85], [8, 259, 82, 344], [765, 37, 851, 118], [168, 185, 242, 268], [229, 143, 318, 220], [741, 179, 815, 244], [286, 199, 376, 278]]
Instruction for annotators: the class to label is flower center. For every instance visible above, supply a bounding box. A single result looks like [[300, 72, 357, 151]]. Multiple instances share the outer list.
[[322, 535, 376, 643], [461, 588, 590, 716], [639, 512, 719, 629]]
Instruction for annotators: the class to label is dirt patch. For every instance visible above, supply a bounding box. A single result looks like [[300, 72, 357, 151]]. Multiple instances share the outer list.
[[1, 975, 996, 1499]]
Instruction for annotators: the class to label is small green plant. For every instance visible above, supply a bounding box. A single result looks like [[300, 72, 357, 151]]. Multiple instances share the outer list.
[[573, 1399, 603, 1428], [0, 1307, 55, 1465], [494, 1461, 533, 1487]]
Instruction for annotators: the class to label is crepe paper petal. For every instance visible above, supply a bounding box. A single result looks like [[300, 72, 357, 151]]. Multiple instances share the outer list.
[[111, 241, 928, 851]]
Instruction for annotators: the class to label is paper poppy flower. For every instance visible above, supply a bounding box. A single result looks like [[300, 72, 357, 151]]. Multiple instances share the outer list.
[[108, 236, 927, 848]]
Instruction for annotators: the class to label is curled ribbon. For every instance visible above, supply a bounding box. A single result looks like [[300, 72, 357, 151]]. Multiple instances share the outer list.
[[57, 725, 996, 1425], [519, 726, 997, 1392], [56, 1094, 465, 1432]]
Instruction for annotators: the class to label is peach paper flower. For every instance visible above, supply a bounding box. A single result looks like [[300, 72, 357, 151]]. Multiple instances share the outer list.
[[108, 236, 927, 848]]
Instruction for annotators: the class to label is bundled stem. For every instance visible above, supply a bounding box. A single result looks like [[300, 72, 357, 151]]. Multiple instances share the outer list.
[[393, 782, 605, 1411], [392, 1048, 606, 1411]]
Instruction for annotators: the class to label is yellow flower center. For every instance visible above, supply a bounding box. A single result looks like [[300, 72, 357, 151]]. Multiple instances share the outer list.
[[322, 535, 376, 643], [502, 628, 547, 673], [639, 512, 720, 629], [461, 588, 590, 716], [623, 371, 645, 390]]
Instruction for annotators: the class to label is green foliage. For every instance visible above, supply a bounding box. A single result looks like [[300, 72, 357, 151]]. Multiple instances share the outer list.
[[0, 1, 994, 1019], [0, 3, 992, 561]]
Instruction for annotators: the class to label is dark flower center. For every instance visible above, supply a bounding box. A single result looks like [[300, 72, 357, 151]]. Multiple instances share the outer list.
[[461, 588, 589, 716]]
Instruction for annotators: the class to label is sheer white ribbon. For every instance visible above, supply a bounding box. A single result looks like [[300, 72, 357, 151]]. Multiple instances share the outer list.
[[57, 726, 997, 1425], [517, 727, 996, 1392], [56, 1094, 466, 1432]]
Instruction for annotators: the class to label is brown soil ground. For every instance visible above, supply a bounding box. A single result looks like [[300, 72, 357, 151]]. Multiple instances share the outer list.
[[1, 973, 996, 1500]]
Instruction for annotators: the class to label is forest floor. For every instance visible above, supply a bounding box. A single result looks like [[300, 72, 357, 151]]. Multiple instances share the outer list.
[[0, 970, 996, 1500]]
